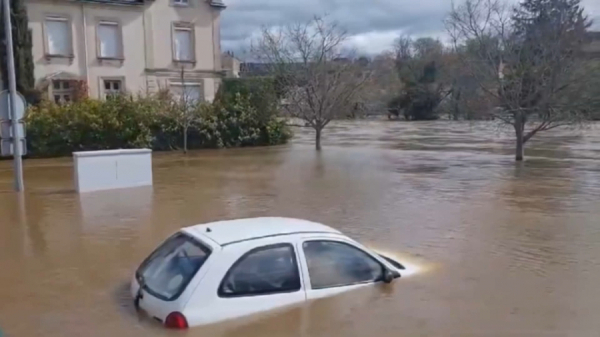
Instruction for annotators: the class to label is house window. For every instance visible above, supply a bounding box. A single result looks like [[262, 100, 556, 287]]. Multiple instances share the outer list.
[[103, 79, 123, 98], [173, 25, 194, 62], [97, 21, 122, 59], [45, 17, 72, 56], [52, 80, 73, 103], [170, 83, 202, 103], [172, 0, 189, 6]]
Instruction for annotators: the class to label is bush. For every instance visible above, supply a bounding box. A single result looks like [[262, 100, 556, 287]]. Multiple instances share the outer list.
[[199, 94, 291, 148], [215, 78, 279, 122], [26, 96, 157, 157], [25, 93, 291, 157]]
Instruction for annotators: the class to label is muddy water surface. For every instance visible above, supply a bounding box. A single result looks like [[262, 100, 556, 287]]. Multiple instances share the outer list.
[[1, 121, 600, 336]]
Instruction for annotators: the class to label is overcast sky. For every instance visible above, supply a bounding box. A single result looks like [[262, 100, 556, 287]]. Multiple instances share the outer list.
[[220, 0, 600, 59]]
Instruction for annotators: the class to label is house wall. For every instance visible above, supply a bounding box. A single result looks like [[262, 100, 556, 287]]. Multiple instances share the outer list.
[[144, 0, 223, 101], [84, 5, 148, 97], [24, 0, 224, 101], [26, 0, 148, 98], [221, 53, 240, 78]]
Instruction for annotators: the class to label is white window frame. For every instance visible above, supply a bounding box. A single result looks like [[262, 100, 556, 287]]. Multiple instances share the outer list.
[[169, 82, 203, 103], [50, 80, 74, 104], [101, 78, 125, 98], [96, 20, 124, 60], [43, 15, 73, 58], [172, 23, 195, 63]]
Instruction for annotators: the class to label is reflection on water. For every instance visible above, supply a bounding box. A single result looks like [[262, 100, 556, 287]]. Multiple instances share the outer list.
[[366, 247, 430, 278], [1, 121, 600, 336]]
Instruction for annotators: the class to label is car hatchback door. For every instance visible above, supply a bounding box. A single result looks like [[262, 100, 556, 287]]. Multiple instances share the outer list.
[[132, 232, 212, 322], [297, 237, 388, 300]]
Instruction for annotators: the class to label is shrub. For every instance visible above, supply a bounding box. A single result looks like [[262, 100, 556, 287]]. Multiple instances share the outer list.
[[25, 93, 291, 157], [199, 94, 291, 148], [215, 78, 279, 122], [26, 96, 157, 157]]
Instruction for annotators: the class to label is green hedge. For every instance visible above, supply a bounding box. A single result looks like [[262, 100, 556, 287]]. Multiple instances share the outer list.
[[25, 93, 291, 157], [215, 77, 280, 123]]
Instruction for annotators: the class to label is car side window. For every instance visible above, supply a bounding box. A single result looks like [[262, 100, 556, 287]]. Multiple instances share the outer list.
[[303, 240, 384, 289], [219, 244, 301, 297]]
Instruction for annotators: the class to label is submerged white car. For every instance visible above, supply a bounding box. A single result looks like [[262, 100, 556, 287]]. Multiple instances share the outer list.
[[131, 217, 404, 329]]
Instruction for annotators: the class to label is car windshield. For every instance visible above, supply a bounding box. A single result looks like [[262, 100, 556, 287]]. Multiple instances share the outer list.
[[136, 233, 211, 301]]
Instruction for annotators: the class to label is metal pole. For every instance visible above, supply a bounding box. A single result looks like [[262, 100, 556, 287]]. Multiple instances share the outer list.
[[2, 0, 24, 191]]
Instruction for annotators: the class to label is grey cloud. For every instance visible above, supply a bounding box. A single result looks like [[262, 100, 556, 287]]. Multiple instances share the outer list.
[[220, 0, 600, 57], [221, 0, 452, 56]]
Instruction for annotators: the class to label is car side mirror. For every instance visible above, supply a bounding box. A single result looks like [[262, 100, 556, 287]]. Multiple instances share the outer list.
[[383, 269, 400, 283]]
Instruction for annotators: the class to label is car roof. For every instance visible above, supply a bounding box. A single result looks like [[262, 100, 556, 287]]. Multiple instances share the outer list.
[[183, 217, 341, 246]]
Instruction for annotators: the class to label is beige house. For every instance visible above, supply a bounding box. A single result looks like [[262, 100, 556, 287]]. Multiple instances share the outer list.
[[221, 51, 240, 78], [22, 0, 226, 102]]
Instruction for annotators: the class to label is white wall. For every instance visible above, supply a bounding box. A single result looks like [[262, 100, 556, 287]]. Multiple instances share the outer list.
[[73, 149, 153, 193]]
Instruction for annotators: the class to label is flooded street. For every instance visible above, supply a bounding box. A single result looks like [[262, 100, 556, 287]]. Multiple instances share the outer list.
[[2, 120, 600, 336]]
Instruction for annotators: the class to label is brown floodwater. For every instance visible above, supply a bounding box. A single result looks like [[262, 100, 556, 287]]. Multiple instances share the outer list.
[[1, 120, 600, 336]]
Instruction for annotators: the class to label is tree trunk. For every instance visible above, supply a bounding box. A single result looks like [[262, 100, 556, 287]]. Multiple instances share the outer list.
[[514, 119, 525, 161], [315, 127, 322, 151], [183, 125, 188, 154]]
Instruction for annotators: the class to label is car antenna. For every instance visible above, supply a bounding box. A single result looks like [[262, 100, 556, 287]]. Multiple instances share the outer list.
[[206, 227, 212, 233]]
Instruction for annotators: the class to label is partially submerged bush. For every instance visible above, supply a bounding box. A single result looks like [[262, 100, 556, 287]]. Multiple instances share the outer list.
[[25, 92, 291, 157], [26, 96, 157, 157]]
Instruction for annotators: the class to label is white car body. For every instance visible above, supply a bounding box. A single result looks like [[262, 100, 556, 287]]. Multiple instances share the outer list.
[[131, 217, 402, 328]]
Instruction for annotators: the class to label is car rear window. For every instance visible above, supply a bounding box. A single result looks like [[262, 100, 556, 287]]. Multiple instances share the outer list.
[[137, 233, 211, 301]]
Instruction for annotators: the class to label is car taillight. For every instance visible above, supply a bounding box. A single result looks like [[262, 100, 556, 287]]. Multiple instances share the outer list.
[[165, 312, 188, 329]]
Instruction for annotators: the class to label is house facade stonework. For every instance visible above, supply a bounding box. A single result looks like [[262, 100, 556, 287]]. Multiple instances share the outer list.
[[22, 0, 225, 102]]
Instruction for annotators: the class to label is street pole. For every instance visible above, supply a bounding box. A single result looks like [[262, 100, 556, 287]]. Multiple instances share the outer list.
[[2, 0, 24, 191]]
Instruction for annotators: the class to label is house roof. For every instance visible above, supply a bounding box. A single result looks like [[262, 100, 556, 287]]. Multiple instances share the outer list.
[[183, 217, 340, 246]]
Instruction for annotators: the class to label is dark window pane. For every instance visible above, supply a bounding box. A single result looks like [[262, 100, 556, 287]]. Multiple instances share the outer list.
[[63, 95, 71, 102], [104, 81, 111, 90], [303, 241, 384, 289], [53, 81, 60, 90], [113, 81, 120, 90], [63, 81, 70, 89], [219, 244, 300, 297], [137, 233, 211, 301], [54, 95, 61, 103]]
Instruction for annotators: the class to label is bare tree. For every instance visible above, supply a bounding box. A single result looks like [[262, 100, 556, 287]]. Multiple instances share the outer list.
[[168, 67, 201, 153], [362, 51, 404, 116], [253, 16, 371, 150], [446, 0, 593, 161]]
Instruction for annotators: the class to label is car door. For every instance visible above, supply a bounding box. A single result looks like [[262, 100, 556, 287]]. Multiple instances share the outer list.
[[296, 236, 387, 300], [182, 239, 308, 326]]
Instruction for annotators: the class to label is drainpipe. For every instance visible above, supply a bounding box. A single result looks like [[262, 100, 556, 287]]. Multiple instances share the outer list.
[[212, 11, 216, 73], [142, 5, 149, 94], [81, 4, 90, 87]]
